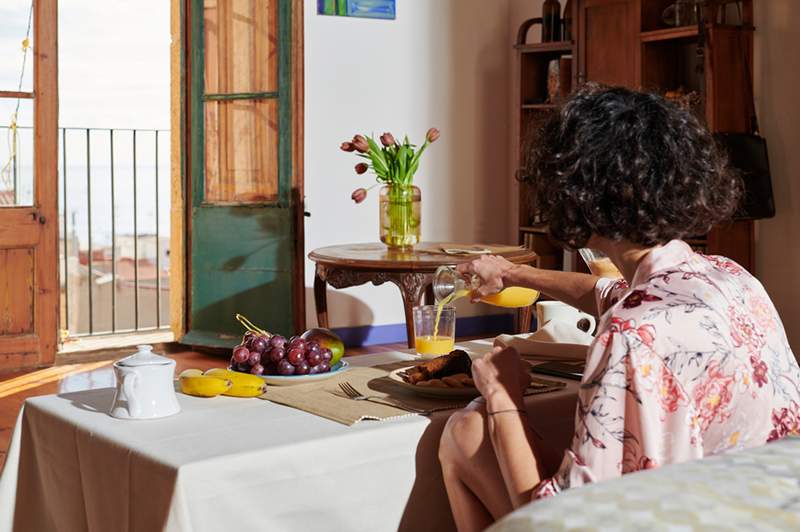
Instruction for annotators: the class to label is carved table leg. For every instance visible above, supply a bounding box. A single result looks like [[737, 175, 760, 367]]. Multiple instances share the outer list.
[[517, 305, 533, 334], [314, 268, 329, 329], [392, 273, 431, 349]]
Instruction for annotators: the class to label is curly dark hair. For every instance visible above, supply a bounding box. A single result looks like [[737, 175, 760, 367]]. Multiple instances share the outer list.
[[522, 84, 742, 249]]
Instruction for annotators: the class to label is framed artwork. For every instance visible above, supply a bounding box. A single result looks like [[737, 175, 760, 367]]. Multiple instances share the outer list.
[[317, 0, 396, 20]]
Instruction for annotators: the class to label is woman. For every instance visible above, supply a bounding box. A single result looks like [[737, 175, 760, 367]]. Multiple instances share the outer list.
[[439, 85, 800, 531]]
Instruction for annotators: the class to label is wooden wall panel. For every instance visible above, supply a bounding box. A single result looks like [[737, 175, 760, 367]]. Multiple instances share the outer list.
[[578, 0, 639, 87], [0, 248, 34, 334]]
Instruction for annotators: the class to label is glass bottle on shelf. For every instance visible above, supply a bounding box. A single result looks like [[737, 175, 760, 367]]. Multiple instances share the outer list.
[[563, 0, 573, 41], [542, 0, 562, 42]]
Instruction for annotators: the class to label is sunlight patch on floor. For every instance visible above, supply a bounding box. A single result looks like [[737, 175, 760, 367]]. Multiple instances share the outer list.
[[0, 361, 113, 399]]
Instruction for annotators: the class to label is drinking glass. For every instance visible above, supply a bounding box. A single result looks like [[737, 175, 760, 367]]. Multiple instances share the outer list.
[[413, 305, 456, 358], [578, 248, 623, 278]]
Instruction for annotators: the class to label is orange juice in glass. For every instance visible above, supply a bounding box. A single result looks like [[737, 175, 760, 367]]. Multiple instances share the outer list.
[[413, 305, 456, 358]]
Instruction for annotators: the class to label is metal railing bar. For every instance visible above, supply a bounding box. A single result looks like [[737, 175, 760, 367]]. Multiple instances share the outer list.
[[110, 129, 116, 333], [86, 129, 93, 335], [62, 128, 69, 332], [155, 131, 161, 328], [133, 130, 139, 331]]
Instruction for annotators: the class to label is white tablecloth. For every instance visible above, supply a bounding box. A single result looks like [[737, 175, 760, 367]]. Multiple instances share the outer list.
[[0, 343, 578, 532]]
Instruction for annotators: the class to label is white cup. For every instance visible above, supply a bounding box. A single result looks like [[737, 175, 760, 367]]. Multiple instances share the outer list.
[[536, 301, 596, 335]]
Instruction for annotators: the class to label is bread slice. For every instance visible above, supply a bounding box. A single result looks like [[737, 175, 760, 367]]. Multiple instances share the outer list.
[[406, 350, 472, 384]]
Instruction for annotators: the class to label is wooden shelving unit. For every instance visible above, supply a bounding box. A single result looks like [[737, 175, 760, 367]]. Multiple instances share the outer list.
[[515, 0, 756, 273], [515, 29, 576, 271]]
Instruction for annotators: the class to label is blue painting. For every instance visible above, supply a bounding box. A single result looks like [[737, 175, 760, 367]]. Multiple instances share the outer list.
[[317, 0, 396, 20]]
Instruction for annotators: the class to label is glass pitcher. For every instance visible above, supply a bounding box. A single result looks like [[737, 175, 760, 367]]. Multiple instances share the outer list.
[[432, 266, 540, 308]]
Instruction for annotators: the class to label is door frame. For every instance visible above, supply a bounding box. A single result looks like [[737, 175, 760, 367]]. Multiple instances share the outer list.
[[171, 0, 305, 342]]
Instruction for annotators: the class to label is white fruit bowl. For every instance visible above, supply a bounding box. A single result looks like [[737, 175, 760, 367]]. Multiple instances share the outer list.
[[245, 360, 350, 387]]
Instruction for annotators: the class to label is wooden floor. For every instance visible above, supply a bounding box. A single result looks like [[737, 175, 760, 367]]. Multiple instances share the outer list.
[[0, 342, 408, 471]]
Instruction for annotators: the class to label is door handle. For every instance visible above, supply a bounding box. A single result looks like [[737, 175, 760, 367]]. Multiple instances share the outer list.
[[38, 215, 46, 225]]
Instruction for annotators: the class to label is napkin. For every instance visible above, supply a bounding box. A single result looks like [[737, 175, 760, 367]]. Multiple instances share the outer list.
[[441, 247, 491, 256], [494, 320, 593, 362]]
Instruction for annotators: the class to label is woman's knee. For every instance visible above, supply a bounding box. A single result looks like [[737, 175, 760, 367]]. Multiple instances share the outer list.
[[439, 401, 488, 467]]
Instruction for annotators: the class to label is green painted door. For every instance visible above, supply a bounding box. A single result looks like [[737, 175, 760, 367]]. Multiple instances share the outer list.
[[184, 0, 298, 347]]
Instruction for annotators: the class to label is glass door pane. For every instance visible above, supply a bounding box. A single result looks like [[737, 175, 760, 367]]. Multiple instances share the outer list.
[[0, 98, 33, 206], [204, 0, 279, 94], [203, 0, 280, 203]]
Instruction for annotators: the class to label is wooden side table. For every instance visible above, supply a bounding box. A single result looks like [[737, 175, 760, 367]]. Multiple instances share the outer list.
[[308, 243, 538, 348]]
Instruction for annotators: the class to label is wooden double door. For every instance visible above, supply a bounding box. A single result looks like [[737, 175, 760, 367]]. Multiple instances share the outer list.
[[0, 1, 59, 371]]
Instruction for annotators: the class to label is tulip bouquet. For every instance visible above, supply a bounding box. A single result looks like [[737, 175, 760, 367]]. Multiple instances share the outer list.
[[341, 128, 440, 249]]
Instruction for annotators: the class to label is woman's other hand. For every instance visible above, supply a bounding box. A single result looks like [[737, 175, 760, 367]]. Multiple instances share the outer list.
[[457, 255, 516, 302], [471, 346, 530, 409]]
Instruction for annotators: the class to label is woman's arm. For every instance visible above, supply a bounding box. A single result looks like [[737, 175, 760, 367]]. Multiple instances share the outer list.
[[471, 347, 550, 508], [457, 256, 601, 315]]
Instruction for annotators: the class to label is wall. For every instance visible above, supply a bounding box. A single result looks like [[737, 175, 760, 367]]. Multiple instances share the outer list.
[[303, 0, 515, 337], [754, 2, 800, 352]]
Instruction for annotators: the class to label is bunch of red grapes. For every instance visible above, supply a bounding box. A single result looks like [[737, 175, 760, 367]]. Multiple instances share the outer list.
[[231, 332, 334, 376]]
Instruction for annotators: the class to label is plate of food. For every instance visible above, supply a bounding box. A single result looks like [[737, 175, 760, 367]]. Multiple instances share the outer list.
[[389, 349, 483, 399]]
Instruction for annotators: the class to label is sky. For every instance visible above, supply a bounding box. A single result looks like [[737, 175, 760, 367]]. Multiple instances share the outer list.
[[0, 0, 170, 129], [0, 0, 171, 245]]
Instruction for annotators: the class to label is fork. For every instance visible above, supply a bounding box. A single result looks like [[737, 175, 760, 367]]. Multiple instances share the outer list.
[[337, 382, 451, 415]]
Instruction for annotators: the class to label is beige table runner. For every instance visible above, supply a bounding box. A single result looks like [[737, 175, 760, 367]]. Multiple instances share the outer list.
[[260, 360, 565, 426]]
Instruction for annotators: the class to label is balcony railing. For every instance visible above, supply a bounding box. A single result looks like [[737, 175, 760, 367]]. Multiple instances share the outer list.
[[1, 125, 171, 339]]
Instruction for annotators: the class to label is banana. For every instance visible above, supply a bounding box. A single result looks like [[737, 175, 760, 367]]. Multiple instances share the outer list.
[[204, 368, 267, 398], [179, 369, 232, 397]]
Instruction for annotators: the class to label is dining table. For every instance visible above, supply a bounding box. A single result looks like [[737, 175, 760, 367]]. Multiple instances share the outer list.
[[0, 339, 579, 532], [309, 243, 539, 348]]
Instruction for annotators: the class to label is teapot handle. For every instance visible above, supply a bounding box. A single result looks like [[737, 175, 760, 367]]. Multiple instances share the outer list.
[[123, 373, 140, 418], [577, 314, 597, 335]]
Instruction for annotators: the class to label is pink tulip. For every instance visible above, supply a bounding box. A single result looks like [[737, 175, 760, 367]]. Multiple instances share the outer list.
[[380, 132, 396, 147], [355, 162, 368, 174], [426, 128, 440, 143], [351, 188, 368, 204], [340, 141, 356, 152], [352, 135, 370, 153]]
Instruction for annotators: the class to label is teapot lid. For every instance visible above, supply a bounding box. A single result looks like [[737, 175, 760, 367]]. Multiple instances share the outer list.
[[116, 345, 174, 367]]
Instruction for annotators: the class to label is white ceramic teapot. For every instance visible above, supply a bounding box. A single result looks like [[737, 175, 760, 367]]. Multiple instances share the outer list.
[[110, 345, 181, 420]]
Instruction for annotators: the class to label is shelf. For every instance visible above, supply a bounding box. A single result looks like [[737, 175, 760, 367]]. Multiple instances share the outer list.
[[522, 103, 556, 110], [515, 41, 574, 54], [640, 26, 698, 43], [520, 225, 549, 235]]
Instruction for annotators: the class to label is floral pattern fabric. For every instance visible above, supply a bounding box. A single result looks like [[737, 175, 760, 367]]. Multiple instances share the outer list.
[[533, 240, 800, 498]]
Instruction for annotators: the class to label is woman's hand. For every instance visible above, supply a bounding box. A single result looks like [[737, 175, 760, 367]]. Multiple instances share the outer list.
[[471, 346, 531, 409], [457, 255, 517, 302]]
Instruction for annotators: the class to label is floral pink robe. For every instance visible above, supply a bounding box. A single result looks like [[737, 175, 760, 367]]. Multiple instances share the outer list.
[[533, 240, 800, 498]]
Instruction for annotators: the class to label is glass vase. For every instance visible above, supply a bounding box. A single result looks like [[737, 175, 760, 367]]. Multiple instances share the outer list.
[[379, 184, 421, 249]]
